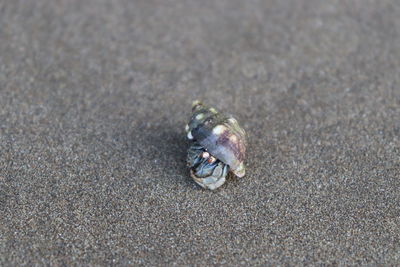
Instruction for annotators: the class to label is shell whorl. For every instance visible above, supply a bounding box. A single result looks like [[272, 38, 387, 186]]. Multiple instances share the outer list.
[[186, 101, 246, 177]]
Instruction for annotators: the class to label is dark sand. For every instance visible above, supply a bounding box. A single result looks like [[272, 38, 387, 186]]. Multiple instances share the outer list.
[[1, 0, 399, 265]]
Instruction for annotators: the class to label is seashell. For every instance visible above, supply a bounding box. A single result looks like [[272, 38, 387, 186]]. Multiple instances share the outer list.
[[186, 101, 246, 190]]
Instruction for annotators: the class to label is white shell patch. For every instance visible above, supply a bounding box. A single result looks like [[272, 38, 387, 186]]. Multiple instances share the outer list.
[[195, 113, 204, 120], [209, 108, 218, 114], [187, 131, 193, 140], [228, 118, 237, 124], [212, 125, 226, 135]]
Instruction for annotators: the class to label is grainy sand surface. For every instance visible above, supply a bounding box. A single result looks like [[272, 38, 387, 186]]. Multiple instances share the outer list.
[[1, 0, 399, 265]]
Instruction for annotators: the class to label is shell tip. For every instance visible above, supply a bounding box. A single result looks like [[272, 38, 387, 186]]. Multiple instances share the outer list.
[[192, 100, 204, 111]]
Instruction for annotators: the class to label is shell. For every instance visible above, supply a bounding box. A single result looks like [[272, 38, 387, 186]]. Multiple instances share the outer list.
[[186, 101, 246, 179]]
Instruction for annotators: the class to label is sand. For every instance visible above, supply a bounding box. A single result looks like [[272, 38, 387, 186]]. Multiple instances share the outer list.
[[1, 0, 399, 265]]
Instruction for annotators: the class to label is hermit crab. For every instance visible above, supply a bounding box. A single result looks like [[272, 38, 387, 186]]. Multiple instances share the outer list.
[[185, 101, 246, 190]]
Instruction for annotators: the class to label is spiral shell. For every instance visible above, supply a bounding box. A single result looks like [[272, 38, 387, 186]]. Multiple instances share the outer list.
[[186, 101, 246, 190]]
